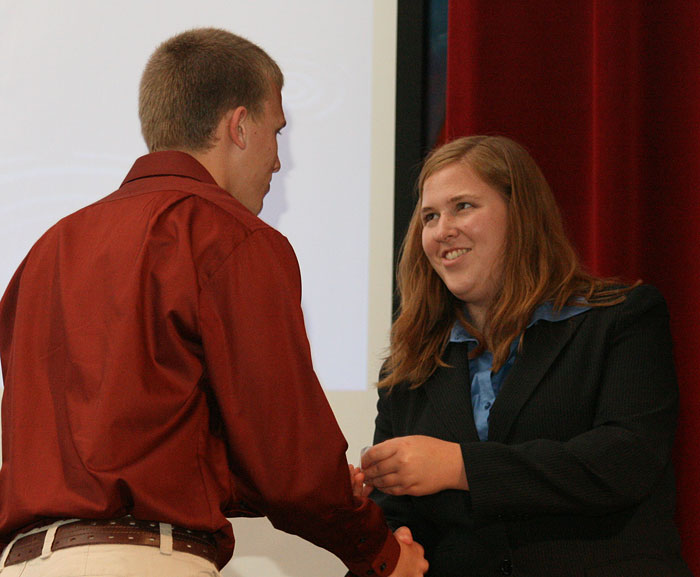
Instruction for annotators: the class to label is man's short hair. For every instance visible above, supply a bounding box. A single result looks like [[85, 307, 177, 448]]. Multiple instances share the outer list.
[[139, 27, 284, 152]]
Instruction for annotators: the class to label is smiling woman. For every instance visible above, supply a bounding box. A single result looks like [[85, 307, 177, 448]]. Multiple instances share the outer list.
[[420, 162, 508, 330], [361, 135, 693, 576]]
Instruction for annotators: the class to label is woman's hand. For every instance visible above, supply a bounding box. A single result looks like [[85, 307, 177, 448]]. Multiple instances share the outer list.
[[389, 526, 429, 576], [360, 435, 468, 496]]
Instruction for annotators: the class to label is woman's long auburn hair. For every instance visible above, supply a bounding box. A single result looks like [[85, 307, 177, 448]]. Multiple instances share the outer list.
[[379, 135, 636, 390]]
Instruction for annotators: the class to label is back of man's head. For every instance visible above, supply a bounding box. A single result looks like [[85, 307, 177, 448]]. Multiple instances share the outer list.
[[139, 27, 283, 153]]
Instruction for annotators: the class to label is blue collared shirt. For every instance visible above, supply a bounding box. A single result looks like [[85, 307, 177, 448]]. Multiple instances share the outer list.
[[449, 302, 590, 441]]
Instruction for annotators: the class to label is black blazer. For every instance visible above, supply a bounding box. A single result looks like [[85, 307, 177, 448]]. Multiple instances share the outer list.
[[371, 285, 692, 577]]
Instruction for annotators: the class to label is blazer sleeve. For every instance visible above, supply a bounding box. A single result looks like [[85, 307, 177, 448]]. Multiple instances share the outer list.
[[463, 285, 679, 522], [370, 385, 441, 549]]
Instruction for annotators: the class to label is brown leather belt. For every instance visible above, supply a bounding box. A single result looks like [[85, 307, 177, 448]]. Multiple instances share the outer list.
[[3, 516, 218, 567]]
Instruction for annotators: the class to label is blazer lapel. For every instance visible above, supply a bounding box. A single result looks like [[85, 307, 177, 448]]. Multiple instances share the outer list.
[[423, 341, 480, 442], [487, 314, 586, 442]]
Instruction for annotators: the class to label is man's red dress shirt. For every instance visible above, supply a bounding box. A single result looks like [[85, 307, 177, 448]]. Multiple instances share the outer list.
[[0, 151, 399, 574]]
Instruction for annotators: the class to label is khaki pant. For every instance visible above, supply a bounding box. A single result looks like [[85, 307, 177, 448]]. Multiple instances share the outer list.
[[0, 520, 220, 577]]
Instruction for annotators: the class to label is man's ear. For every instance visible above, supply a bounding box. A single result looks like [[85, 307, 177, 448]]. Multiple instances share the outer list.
[[228, 106, 249, 149]]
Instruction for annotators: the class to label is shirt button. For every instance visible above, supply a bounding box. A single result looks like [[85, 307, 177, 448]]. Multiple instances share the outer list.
[[484, 402, 492, 409], [380, 562, 387, 572], [500, 557, 513, 575]]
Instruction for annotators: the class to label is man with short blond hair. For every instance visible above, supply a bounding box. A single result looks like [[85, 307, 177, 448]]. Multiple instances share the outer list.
[[0, 28, 427, 577]]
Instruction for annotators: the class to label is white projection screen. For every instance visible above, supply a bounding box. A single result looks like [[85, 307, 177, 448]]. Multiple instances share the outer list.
[[0, 1, 397, 575]]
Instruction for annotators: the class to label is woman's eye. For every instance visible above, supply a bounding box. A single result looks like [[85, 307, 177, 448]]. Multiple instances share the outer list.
[[422, 213, 437, 224], [456, 202, 472, 211]]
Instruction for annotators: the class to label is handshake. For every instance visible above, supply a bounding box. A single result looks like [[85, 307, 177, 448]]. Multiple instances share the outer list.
[[346, 435, 467, 576], [346, 446, 430, 577]]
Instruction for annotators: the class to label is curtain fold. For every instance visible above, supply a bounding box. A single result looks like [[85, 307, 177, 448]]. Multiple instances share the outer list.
[[445, 1, 700, 570]]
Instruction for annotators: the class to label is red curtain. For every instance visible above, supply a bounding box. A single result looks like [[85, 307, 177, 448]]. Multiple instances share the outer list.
[[444, 0, 700, 570]]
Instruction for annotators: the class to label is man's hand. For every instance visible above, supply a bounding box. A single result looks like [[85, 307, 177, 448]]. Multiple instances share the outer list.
[[388, 526, 428, 576], [348, 464, 373, 498], [361, 435, 468, 496]]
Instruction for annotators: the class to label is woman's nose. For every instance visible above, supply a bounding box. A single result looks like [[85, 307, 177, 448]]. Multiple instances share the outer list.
[[435, 214, 457, 241]]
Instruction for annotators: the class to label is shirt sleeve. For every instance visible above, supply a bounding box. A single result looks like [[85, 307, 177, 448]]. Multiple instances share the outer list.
[[463, 285, 679, 522], [198, 228, 398, 576]]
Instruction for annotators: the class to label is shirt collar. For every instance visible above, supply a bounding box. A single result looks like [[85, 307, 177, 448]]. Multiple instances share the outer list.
[[121, 151, 218, 187], [449, 300, 589, 343]]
